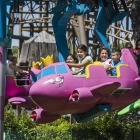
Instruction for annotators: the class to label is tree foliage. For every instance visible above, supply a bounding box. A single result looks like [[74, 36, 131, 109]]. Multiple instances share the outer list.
[[4, 103, 36, 131], [11, 46, 18, 57], [4, 104, 140, 140]]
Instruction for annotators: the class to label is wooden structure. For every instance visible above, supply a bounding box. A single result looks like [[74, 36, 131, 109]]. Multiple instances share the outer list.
[[10, 0, 134, 57]]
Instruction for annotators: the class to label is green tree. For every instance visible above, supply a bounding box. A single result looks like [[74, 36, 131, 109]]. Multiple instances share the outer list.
[[12, 46, 18, 57], [4, 103, 36, 131], [4, 104, 140, 140]]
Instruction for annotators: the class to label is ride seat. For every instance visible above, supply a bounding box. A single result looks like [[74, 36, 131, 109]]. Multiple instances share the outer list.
[[6, 75, 30, 99], [85, 61, 108, 79], [6, 75, 18, 86], [115, 64, 138, 78]]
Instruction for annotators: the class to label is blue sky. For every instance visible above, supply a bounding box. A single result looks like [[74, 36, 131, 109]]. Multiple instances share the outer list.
[[12, 39, 19, 47], [11, 24, 19, 47]]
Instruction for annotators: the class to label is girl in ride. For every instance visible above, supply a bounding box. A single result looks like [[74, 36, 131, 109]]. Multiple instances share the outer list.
[[98, 46, 114, 75], [67, 44, 93, 75], [66, 54, 78, 74], [6, 49, 28, 75]]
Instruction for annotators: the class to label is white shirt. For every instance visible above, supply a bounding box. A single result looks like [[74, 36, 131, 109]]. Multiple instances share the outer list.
[[6, 60, 14, 75], [71, 67, 76, 72], [78, 56, 93, 75]]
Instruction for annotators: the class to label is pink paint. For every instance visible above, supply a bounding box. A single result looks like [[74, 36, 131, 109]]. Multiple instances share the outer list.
[[6, 76, 30, 98], [30, 109, 60, 124], [6, 48, 140, 123], [8, 96, 36, 108]]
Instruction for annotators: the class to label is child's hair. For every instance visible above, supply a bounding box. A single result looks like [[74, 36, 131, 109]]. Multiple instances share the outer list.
[[67, 54, 78, 63], [7, 49, 13, 59], [136, 39, 140, 50], [77, 44, 88, 53], [112, 49, 122, 56], [124, 42, 133, 49], [11, 56, 17, 62], [99, 46, 110, 56], [7, 49, 13, 55], [19, 61, 29, 66]]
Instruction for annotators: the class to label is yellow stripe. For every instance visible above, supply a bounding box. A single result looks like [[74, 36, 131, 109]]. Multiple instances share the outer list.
[[85, 62, 128, 78], [85, 61, 102, 78]]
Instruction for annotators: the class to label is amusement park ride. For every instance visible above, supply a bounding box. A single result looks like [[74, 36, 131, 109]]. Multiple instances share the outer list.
[[0, 0, 138, 139]]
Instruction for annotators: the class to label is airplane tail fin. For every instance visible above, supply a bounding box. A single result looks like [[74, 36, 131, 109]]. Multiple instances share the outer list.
[[121, 48, 138, 74]]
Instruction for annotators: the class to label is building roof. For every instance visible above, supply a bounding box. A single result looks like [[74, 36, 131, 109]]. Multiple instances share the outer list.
[[24, 31, 56, 44]]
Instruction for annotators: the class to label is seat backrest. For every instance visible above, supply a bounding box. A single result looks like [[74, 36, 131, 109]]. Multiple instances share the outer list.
[[85, 62, 108, 79], [6, 75, 30, 98], [116, 64, 138, 78], [121, 48, 138, 74]]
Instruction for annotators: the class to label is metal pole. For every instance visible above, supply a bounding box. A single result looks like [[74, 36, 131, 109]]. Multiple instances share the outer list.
[[0, 47, 6, 140], [78, 15, 87, 46], [0, 0, 6, 139]]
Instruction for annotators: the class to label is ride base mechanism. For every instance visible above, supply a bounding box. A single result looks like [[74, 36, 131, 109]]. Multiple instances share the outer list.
[[72, 104, 112, 123]]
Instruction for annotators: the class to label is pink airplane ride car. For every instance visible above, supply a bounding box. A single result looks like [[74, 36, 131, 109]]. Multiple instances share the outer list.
[[6, 70, 37, 109], [6, 48, 140, 124]]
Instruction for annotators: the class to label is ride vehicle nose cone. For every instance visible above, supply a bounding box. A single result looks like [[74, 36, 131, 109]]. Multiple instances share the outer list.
[[72, 93, 79, 98], [30, 114, 37, 118]]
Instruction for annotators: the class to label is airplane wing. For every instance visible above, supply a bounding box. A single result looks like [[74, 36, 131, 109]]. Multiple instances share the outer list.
[[90, 82, 132, 98], [118, 99, 140, 116], [70, 82, 124, 123], [89, 82, 121, 96], [71, 82, 132, 123], [71, 82, 121, 103], [108, 88, 132, 97]]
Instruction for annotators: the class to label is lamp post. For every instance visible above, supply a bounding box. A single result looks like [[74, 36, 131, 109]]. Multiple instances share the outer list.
[[0, 0, 11, 139], [0, 46, 6, 140], [0, 0, 6, 139]]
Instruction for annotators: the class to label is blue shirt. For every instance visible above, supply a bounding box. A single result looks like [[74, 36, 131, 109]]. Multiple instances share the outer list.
[[112, 60, 125, 76]]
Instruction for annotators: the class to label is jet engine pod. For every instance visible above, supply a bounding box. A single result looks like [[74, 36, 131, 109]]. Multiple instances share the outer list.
[[30, 109, 60, 124], [8, 96, 36, 108], [70, 87, 100, 104]]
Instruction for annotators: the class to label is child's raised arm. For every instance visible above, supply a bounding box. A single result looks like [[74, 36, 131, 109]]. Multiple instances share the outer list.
[[67, 58, 91, 68]]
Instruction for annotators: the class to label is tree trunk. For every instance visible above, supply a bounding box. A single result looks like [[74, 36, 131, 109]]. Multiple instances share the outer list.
[[130, 0, 140, 42]]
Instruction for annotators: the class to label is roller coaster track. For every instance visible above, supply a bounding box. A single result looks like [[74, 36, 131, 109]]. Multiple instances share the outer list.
[[70, 17, 133, 42], [10, 0, 133, 46]]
